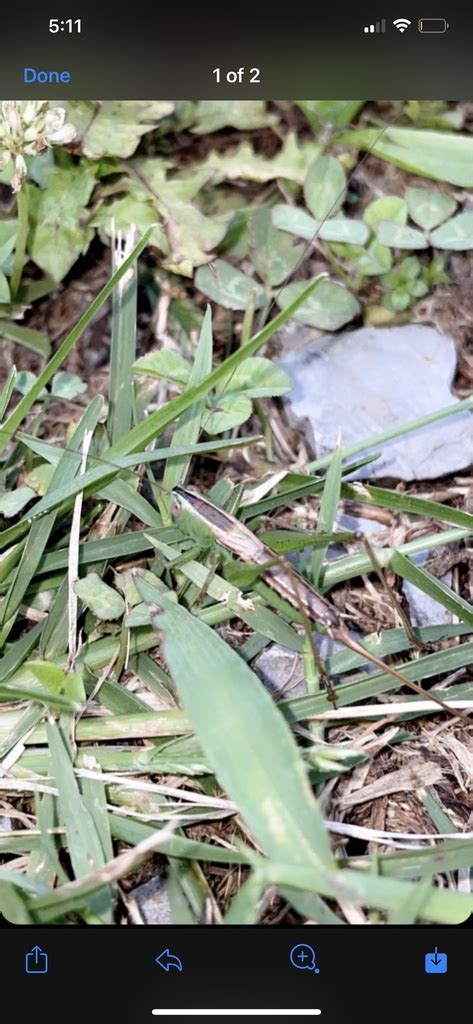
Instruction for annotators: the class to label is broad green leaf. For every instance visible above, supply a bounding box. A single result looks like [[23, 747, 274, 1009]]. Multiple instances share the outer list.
[[0, 220, 17, 267], [205, 394, 252, 434], [304, 155, 346, 220], [128, 158, 231, 276], [297, 100, 364, 129], [74, 573, 125, 621], [316, 218, 369, 244], [430, 211, 473, 250], [0, 322, 51, 358], [27, 148, 56, 188], [197, 133, 321, 185], [65, 100, 174, 158], [130, 158, 211, 204], [343, 126, 473, 187], [278, 279, 360, 331], [364, 196, 407, 230], [248, 207, 304, 286], [105, 276, 326, 458], [406, 188, 457, 230], [272, 204, 368, 244], [195, 259, 266, 310], [0, 271, 9, 302], [26, 662, 85, 702], [139, 580, 334, 870], [0, 487, 35, 518], [190, 100, 276, 134], [51, 371, 87, 400], [13, 370, 47, 397], [216, 356, 291, 399], [91, 194, 164, 249], [161, 201, 231, 277], [133, 349, 191, 386], [25, 463, 55, 495], [27, 163, 96, 282], [356, 240, 392, 276], [377, 222, 428, 249]]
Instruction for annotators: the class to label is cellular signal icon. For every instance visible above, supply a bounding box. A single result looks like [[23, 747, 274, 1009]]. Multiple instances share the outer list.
[[364, 19, 386, 32], [393, 18, 412, 32]]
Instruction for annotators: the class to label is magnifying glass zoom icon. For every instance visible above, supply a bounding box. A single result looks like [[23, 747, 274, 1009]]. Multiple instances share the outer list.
[[289, 944, 320, 974]]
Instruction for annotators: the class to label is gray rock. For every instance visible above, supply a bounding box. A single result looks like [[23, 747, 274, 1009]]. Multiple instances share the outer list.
[[131, 876, 172, 924], [279, 324, 473, 481], [254, 635, 354, 697], [401, 551, 453, 628], [336, 510, 387, 537], [254, 644, 305, 696]]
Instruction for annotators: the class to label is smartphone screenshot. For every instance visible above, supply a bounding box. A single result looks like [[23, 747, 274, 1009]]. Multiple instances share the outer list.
[[0, 3, 471, 1020]]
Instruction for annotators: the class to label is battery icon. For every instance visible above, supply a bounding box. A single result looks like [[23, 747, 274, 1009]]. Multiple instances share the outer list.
[[418, 18, 449, 32]]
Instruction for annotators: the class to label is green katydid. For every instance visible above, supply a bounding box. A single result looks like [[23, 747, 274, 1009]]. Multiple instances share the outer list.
[[170, 485, 471, 725]]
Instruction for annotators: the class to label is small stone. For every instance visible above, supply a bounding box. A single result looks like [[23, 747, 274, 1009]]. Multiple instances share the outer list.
[[401, 551, 453, 628], [254, 635, 356, 696], [279, 324, 473, 481], [130, 876, 172, 924], [254, 644, 305, 696]]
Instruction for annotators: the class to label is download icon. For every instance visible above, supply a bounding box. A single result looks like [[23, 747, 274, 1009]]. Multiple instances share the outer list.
[[425, 948, 448, 974]]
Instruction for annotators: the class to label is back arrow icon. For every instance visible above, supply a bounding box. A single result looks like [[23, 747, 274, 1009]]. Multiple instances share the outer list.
[[155, 948, 183, 972]]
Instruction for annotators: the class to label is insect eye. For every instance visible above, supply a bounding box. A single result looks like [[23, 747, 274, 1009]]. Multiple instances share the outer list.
[[171, 500, 181, 518]]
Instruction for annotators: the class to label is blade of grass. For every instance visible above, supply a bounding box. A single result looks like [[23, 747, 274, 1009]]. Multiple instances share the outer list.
[[0, 397, 103, 632], [45, 718, 112, 920], [347, 839, 473, 880], [307, 395, 473, 473], [105, 276, 326, 459], [2, 644, 472, 748], [162, 305, 213, 503], [0, 229, 152, 455], [0, 619, 43, 681], [342, 481, 473, 531], [15, 436, 257, 524], [138, 577, 334, 871], [258, 528, 355, 554], [321, 527, 471, 589], [0, 366, 17, 420], [311, 446, 342, 587], [146, 533, 303, 652], [256, 860, 473, 924], [109, 229, 138, 445], [223, 873, 265, 924]]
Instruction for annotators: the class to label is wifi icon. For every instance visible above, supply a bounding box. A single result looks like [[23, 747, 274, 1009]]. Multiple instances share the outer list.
[[393, 18, 412, 32]]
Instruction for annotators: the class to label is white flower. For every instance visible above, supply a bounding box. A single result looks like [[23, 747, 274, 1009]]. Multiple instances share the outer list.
[[0, 100, 76, 192], [48, 122, 76, 145]]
